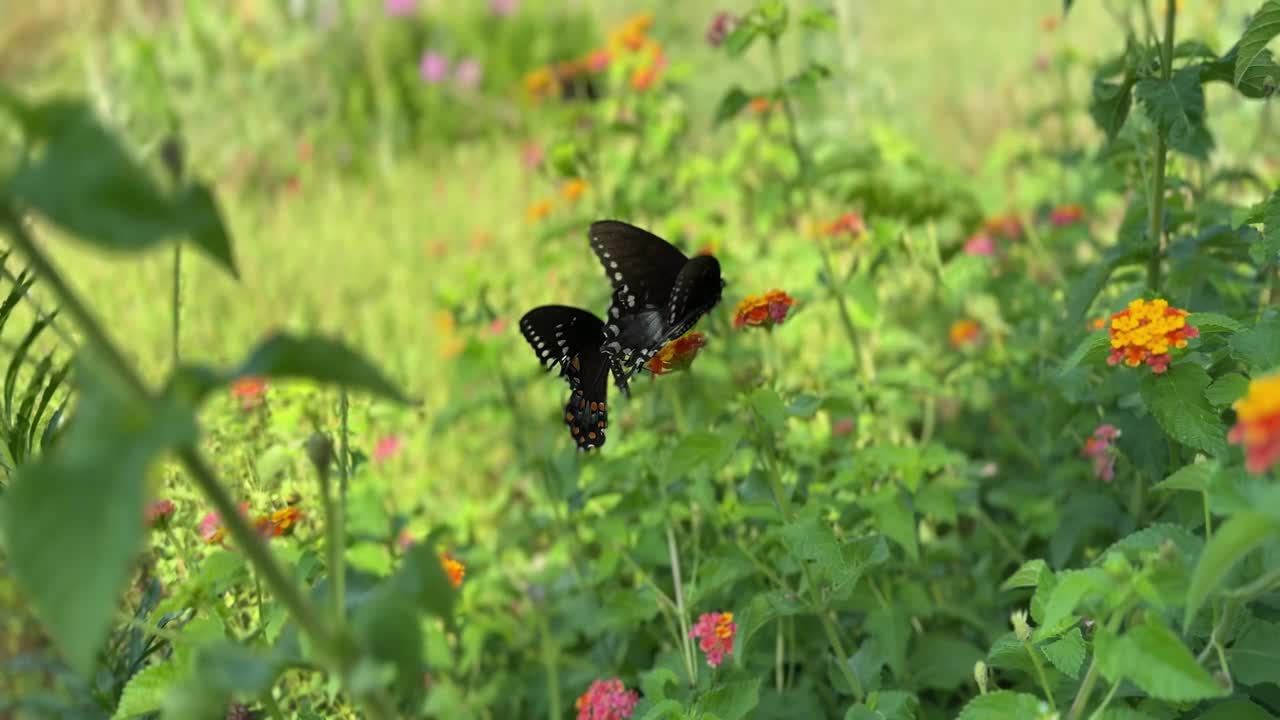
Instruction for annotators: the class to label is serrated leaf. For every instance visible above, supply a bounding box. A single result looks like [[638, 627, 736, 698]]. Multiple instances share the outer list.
[[351, 586, 425, 706], [1229, 315, 1280, 373], [955, 691, 1045, 719], [1089, 78, 1134, 140], [714, 86, 752, 126], [1252, 189, 1280, 264], [750, 387, 787, 431], [867, 605, 911, 678], [1059, 331, 1110, 376], [1229, 620, 1280, 686], [1135, 66, 1214, 159], [1138, 364, 1226, 456], [1041, 628, 1086, 679], [1235, 1, 1280, 89], [692, 678, 760, 720], [1152, 461, 1214, 494], [1039, 569, 1108, 639], [910, 634, 984, 691], [1205, 373, 1250, 407], [640, 668, 679, 702], [1196, 700, 1276, 720], [1001, 559, 1050, 591], [666, 427, 741, 476], [1, 360, 198, 676], [193, 642, 281, 695], [1185, 512, 1280, 628], [859, 485, 918, 561], [1095, 619, 1227, 701], [233, 332, 411, 404], [1186, 312, 1243, 335], [113, 662, 181, 719], [392, 542, 456, 622], [724, 21, 761, 57]]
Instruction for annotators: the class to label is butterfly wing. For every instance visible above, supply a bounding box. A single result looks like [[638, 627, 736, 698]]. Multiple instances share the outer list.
[[589, 220, 689, 317], [663, 254, 724, 341], [519, 305, 610, 450]]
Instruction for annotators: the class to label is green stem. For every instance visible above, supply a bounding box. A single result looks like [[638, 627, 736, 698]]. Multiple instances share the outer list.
[[766, 34, 874, 384], [1146, 0, 1176, 294], [1085, 680, 1121, 720], [666, 524, 698, 686], [0, 206, 397, 720], [775, 619, 785, 691], [318, 450, 343, 623], [1066, 649, 1102, 720], [757, 423, 864, 701], [171, 244, 182, 364], [537, 610, 561, 720], [335, 389, 350, 620], [1202, 489, 1213, 538], [1021, 636, 1056, 711]]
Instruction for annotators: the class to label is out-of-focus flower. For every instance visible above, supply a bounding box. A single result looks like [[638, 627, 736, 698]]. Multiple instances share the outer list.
[[832, 417, 856, 436], [823, 211, 867, 238], [526, 199, 553, 222], [420, 51, 449, 84], [434, 310, 466, 359], [441, 552, 466, 588], [949, 319, 982, 348], [1105, 298, 1199, 374], [646, 332, 707, 375], [374, 435, 402, 463], [1041, 15, 1060, 31], [630, 65, 658, 92], [1081, 424, 1121, 482], [1036, 53, 1051, 71], [575, 678, 639, 720], [397, 529, 415, 551], [1228, 372, 1280, 475], [964, 233, 995, 257], [1050, 203, 1086, 227], [749, 96, 775, 115], [586, 49, 611, 73], [454, 58, 483, 90], [706, 11, 739, 47], [266, 507, 303, 536], [610, 12, 654, 53], [1088, 317, 1107, 331], [561, 178, 588, 202], [521, 142, 544, 170], [231, 377, 267, 410], [523, 67, 556, 100], [384, 0, 416, 17], [982, 213, 1024, 240], [146, 499, 175, 529], [690, 611, 736, 667], [733, 290, 796, 329], [490, 0, 518, 16], [199, 502, 250, 545]]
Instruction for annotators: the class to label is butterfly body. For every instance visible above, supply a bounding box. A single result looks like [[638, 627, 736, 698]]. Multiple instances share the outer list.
[[519, 305, 610, 450]]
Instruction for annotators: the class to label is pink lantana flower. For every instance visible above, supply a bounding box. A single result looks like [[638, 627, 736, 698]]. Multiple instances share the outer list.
[[690, 611, 737, 667]]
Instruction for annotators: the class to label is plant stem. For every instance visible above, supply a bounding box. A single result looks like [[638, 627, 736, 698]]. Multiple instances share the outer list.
[[756, 423, 864, 701], [666, 524, 698, 686], [1085, 680, 1121, 720], [171, 244, 182, 364], [766, 35, 874, 384], [775, 619, 785, 691], [537, 610, 561, 720], [1021, 636, 1056, 711], [1066, 654, 1101, 720], [335, 389, 350, 621], [1146, 0, 1176, 293]]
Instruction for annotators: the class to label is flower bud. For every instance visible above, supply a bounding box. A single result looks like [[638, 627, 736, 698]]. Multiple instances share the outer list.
[[974, 660, 989, 694], [1011, 609, 1032, 642], [306, 432, 334, 476]]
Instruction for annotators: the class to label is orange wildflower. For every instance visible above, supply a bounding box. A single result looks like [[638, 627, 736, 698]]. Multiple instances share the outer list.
[[231, 377, 267, 410], [982, 213, 1024, 240], [1105, 298, 1199, 374], [1041, 15, 1060, 32], [1228, 372, 1280, 475], [526, 199, 553, 222], [733, 290, 796, 329], [749, 96, 774, 114], [586, 48, 611, 73], [1050, 203, 1086, 227], [561, 178, 588, 203], [823, 211, 867, 238], [1088, 317, 1107, 331], [646, 332, 707, 375], [949, 319, 982, 348], [523, 67, 556, 100], [441, 552, 466, 588]]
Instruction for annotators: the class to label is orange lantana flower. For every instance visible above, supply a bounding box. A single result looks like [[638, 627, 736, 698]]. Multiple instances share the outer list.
[[733, 290, 796, 329], [1105, 298, 1199, 374], [441, 552, 466, 588], [526, 199, 553, 222], [949, 319, 982, 348], [561, 179, 588, 202], [1228, 372, 1280, 475], [646, 332, 707, 375]]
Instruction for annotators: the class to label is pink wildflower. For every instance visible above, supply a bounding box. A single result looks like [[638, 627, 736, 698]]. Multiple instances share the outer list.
[[454, 58, 483, 90], [706, 12, 738, 47], [575, 678, 639, 720], [964, 233, 995, 257], [146, 499, 175, 529], [373, 435, 402, 463], [420, 51, 449, 84], [384, 0, 416, 16], [1080, 424, 1122, 482], [690, 611, 736, 667]]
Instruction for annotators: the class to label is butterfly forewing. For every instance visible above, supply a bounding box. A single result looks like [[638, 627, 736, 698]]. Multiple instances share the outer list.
[[589, 220, 689, 315], [520, 305, 610, 450]]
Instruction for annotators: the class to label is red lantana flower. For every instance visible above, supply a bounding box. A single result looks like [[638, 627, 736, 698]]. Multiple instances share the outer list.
[[1228, 372, 1280, 475], [1105, 298, 1199, 374], [231, 377, 267, 410], [575, 678, 639, 720], [646, 332, 707, 375], [733, 290, 796, 329]]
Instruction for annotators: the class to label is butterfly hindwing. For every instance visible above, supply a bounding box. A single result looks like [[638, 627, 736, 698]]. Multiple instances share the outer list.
[[519, 305, 609, 450]]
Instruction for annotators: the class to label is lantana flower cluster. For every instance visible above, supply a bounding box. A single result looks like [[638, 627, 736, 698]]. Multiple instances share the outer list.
[[647, 332, 707, 375], [200, 503, 304, 545], [1228, 372, 1280, 475], [574, 678, 639, 720], [1080, 424, 1121, 482], [690, 610, 736, 667], [1105, 298, 1199, 374], [733, 290, 796, 329], [523, 12, 662, 101]]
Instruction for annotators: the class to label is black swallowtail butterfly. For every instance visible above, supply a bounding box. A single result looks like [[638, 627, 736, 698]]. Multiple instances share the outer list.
[[519, 305, 611, 451], [588, 220, 725, 396]]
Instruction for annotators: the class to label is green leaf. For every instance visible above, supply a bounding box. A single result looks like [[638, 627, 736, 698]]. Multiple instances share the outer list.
[[859, 485, 918, 561], [0, 360, 198, 675], [692, 678, 760, 720], [0, 97, 236, 277], [1063, 0, 1074, 13], [800, 8, 837, 31], [867, 605, 911, 678], [1001, 559, 1050, 591], [1185, 512, 1280, 627], [391, 542, 456, 622], [1095, 619, 1227, 701], [910, 634, 984, 691], [1204, 373, 1250, 407], [955, 690, 1045, 719], [1186, 312, 1243, 335], [1041, 628, 1086, 679], [1135, 66, 1214, 159], [847, 690, 918, 720], [724, 21, 761, 57], [1039, 568, 1108, 639], [779, 518, 886, 598], [194, 642, 281, 695], [1229, 620, 1280, 686], [1229, 315, 1280, 374], [1235, 0, 1280, 89], [1138, 364, 1226, 456], [1152, 461, 1215, 494], [113, 662, 181, 719], [1195, 700, 1276, 720], [786, 63, 832, 97], [235, 332, 412, 404], [351, 586, 425, 706], [666, 428, 741, 476], [749, 387, 788, 432], [714, 87, 753, 126], [1255, 189, 1280, 264], [1089, 78, 1134, 140], [1058, 331, 1110, 376], [640, 668, 679, 702]]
